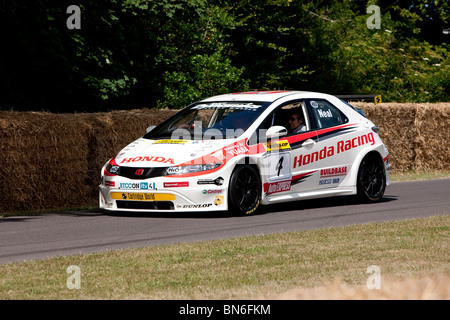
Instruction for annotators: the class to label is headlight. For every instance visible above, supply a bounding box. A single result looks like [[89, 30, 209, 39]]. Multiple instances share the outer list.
[[105, 156, 120, 175], [164, 163, 222, 176], [106, 163, 120, 174]]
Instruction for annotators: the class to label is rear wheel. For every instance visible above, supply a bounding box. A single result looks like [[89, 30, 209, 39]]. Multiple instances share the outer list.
[[228, 165, 261, 215], [356, 153, 386, 202]]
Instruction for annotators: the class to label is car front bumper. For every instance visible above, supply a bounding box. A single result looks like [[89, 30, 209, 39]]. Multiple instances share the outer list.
[[99, 175, 228, 213]]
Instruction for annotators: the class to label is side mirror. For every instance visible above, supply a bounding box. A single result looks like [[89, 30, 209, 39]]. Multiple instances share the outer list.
[[266, 126, 288, 140], [146, 125, 156, 133]]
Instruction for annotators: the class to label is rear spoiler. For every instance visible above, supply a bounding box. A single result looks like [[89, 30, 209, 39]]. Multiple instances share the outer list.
[[336, 95, 382, 104]]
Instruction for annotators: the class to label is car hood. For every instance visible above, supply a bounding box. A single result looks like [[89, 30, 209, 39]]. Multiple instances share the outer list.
[[114, 137, 240, 167]]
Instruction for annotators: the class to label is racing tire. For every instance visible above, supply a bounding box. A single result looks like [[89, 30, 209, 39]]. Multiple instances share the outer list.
[[356, 153, 386, 203], [228, 165, 262, 216]]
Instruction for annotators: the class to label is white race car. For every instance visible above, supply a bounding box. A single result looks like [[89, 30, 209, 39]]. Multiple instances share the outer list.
[[99, 91, 390, 215]]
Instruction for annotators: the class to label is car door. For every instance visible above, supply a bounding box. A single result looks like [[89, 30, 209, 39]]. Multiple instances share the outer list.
[[304, 99, 352, 190], [254, 100, 320, 197]]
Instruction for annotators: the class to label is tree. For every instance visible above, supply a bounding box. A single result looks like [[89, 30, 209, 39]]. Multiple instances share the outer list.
[[0, 0, 448, 112]]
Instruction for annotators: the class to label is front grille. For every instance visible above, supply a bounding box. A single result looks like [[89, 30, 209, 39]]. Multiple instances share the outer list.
[[117, 166, 168, 180], [116, 200, 174, 210]]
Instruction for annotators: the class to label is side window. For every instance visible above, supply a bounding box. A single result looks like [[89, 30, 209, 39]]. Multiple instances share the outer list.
[[248, 100, 311, 145], [273, 101, 310, 135], [308, 100, 348, 129]]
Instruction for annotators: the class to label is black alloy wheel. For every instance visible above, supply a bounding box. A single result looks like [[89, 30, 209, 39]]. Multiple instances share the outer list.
[[228, 165, 262, 215], [356, 153, 386, 202]]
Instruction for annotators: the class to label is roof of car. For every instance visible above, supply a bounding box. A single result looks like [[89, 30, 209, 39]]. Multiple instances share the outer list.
[[200, 90, 335, 103]]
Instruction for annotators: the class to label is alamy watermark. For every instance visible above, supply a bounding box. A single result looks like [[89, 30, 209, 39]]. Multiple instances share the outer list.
[[66, 5, 81, 30], [366, 265, 381, 289], [367, 5, 381, 30], [64, 264, 382, 291], [66, 4, 381, 31], [66, 265, 81, 290]]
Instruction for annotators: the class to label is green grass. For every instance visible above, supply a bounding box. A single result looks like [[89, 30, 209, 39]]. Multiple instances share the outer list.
[[390, 170, 450, 182], [0, 215, 448, 299]]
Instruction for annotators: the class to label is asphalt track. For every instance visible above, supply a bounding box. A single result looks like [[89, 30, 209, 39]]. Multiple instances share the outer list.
[[1, 178, 449, 265]]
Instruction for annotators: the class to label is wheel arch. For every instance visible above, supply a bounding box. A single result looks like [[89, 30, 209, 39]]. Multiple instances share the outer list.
[[349, 147, 385, 188], [228, 155, 263, 180], [353, 147, 387, 202]]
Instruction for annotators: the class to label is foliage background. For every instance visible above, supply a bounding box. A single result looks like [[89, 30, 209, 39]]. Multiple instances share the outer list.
[[0, 0, 448, 112]]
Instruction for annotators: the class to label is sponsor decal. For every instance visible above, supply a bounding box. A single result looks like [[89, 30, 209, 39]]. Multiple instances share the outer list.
[[319, 178, 340, 185], [119, 182, 156, 190], [166, 167, 182, 175], [294, 132, 375, 168], [177, 203, 213, 209], [111, 192, 175, 201], [192, 103, 262, 111], [224, 140, 248, 157], [264, 180, 291, 195], [202, 189, 223, 194], [120, 156, 175, 165], [214, 196, 224, 206], [153, 139, 189, 144], [265, 140, 290, 152], [105, 181, 115, 187], [197, 177, 224, 185], [320, 166, 348, 178], [164, 181, 189, 188], [319, 179, 332, 185]]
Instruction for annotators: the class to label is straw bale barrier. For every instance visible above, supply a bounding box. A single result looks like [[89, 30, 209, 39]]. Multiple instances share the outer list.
[[0, 103, 449, 213], [0, 109, 176, 213], [354, 102, 450, 172]]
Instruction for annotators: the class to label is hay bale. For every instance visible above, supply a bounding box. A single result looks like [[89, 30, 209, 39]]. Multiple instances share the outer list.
[[354, 102, 450, 173], [0, 111, 91, 212], [413, 103, 450, 171], [0, 108, 176, 212], [355, 102, 417, 172]]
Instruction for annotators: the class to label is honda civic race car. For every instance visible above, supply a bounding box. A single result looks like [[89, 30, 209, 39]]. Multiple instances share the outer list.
[[99, 91, 390, 215]]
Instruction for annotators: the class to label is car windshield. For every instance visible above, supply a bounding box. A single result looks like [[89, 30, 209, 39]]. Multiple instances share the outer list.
[[144, 101, 269, 140]]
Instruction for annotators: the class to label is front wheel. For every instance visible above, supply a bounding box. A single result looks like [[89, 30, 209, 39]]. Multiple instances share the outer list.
[[228, 165, 262, 215], [356, 153, 386, 203]]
